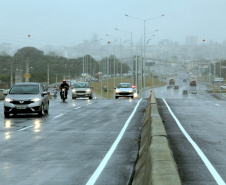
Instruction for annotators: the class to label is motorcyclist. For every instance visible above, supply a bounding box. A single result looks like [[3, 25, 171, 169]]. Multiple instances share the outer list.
[[59, 79, 69, 99]]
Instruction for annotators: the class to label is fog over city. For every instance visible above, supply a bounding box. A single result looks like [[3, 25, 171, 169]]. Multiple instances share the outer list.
[[0, 0, 226, 58]]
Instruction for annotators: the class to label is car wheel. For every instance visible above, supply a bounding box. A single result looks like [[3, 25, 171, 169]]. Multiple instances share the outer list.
[[4, 111, 10, 118], [131, 96, 134, 99], [44, 103, 49, 114], [38, 104, 44, 117], [89, 96, 92, 99], [115, 96, 118, 99]]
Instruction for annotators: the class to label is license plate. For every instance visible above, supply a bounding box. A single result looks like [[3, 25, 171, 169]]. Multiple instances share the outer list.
[[17, 106, 26, 109]]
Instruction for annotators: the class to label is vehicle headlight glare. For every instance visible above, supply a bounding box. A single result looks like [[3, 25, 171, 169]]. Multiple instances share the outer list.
[[5, 98, 13, 102], [32, 98, 40, 102], [86, 89, 91, 92], [116, 89, 120, 93], [72, 89, 76, 92], [129, 90, 133, 93]]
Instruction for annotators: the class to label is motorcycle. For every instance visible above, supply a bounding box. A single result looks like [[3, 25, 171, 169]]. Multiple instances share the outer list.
[[61, 88, 67, 102]]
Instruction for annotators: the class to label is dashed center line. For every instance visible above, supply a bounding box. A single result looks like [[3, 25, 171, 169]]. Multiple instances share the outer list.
[[17, 125, 34, 132], [215, 104, 220, 106], [54, 114, 64, 118], [75, 107, 81, 110]]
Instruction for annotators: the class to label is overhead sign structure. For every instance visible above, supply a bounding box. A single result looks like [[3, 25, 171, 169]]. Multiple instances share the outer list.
[[24, 74, 31, 78]]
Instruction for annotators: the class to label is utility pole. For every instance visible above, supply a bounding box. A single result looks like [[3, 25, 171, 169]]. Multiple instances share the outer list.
[[25, 56, 29, 82], [47, 59, 50, 85], [10, 59, 13, 87]]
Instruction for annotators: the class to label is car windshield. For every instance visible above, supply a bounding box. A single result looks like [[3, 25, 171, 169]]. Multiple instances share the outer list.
[[9, 85, 39, 94], [117, 84, 132, 88], [73, 83, 90, 88]]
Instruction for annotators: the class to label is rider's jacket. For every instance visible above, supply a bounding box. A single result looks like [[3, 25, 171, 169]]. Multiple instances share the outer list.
[[59, 83, 69, 91]]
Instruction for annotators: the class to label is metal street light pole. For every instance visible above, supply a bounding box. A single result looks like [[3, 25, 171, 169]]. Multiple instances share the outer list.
[[115, 28, 133, 84], [125, 14, 164, 97]]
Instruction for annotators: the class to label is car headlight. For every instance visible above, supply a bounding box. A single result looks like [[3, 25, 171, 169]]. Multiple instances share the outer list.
[[86, 89, 91, 93], [116, 89, 120, 93], [5, 98, 13, 102], [72, 89, 76, 92], [129, 90, 133, 93], [32, 98, 41, 102]]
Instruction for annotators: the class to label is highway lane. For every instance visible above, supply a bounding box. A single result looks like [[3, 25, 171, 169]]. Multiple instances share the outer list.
[[0, 93, 146, 185], [149, 73, 226, 185]]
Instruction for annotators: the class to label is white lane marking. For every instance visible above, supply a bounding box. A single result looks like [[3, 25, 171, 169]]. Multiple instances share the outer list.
[[162, 98, 226, 185], [86, 98, 143, 185], [206, 101, 210, 103], [215, 104, 220, 106], [75, 107, 81, 110], [54, 114, 64, 118], [17, 125, 34, 132]]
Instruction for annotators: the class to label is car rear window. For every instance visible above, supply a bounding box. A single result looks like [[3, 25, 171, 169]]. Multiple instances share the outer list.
[[9, 85, 39, 94]]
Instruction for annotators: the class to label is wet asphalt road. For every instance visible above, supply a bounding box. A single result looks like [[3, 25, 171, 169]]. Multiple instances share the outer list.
[[0, 91, 146, 185], [151, 73, 226, 185]]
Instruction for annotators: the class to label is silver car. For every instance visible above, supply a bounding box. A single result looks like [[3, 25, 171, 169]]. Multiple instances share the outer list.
[[71, 82, 93, 99], [115, 83, 135, 99], [4, 82, 49, 117]]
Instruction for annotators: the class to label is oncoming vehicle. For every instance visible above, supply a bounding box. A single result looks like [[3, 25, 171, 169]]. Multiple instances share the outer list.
[[115, 83, 135, 99], [182, 90, 188, 95], [4, 82, 49, 117], [71, 82, 93, 99]]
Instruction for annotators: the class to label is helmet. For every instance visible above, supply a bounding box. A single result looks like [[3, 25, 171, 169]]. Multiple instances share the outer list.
[[63, 79, 66, 83]]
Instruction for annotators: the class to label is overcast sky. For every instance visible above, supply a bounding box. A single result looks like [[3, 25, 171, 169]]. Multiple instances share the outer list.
[[0, 0, 226, 48]]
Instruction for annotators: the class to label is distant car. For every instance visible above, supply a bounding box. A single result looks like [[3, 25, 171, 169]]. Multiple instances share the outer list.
[[221, 84, 226, 89], [191, 90, 197, 94], [4, 82, 49, 118], [115, 83, 135, 99], [183, 79, 187, 82], [71, 82, 93, 99], [167, 85, 172, 89], [55, 83, 61, 91], [174, 85, 179, 89], [182, 90, 188, 95], [48, 88, 57, 97]]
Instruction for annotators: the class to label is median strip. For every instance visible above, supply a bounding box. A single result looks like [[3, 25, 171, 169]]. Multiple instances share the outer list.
[[132, 91, 181, 185]]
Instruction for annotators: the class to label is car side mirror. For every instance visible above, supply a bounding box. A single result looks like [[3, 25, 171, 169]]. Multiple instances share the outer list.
[[4, 92, 8, 96], [114, 87, 116, 89], [42, 92, 48, 96]]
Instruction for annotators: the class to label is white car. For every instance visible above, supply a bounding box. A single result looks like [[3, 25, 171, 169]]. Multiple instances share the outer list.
[[221, 84, 226, 89], [115, 83, 135, 99]]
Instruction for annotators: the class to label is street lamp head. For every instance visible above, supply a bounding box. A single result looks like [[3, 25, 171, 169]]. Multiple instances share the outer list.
[[114, 28, 118, 30], [161, 14, 165, 16], [106, 34, 109, 36], [125, 14, 128, 17]]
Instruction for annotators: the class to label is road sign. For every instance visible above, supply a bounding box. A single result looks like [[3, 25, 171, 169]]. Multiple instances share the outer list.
[[24, 74, 31, 78]]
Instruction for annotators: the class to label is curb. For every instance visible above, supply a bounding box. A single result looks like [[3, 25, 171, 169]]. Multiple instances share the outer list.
[[132, 91, 181, 185]]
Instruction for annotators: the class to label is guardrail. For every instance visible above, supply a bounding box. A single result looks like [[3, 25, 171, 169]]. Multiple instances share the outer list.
[[132, 91, 181, 185]]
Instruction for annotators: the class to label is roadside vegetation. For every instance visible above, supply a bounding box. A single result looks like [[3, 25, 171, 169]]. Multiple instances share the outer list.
[[90, 76, 166, 99]]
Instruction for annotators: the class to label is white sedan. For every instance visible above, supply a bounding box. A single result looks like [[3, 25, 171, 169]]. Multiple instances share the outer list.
[[115, 83, 136, 99]]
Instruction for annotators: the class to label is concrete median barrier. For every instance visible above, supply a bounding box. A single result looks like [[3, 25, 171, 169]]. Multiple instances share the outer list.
[[132, 91, 181, 185]]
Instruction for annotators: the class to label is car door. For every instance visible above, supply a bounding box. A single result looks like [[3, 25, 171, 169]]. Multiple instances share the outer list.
[[41, 85, 48, 109]]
